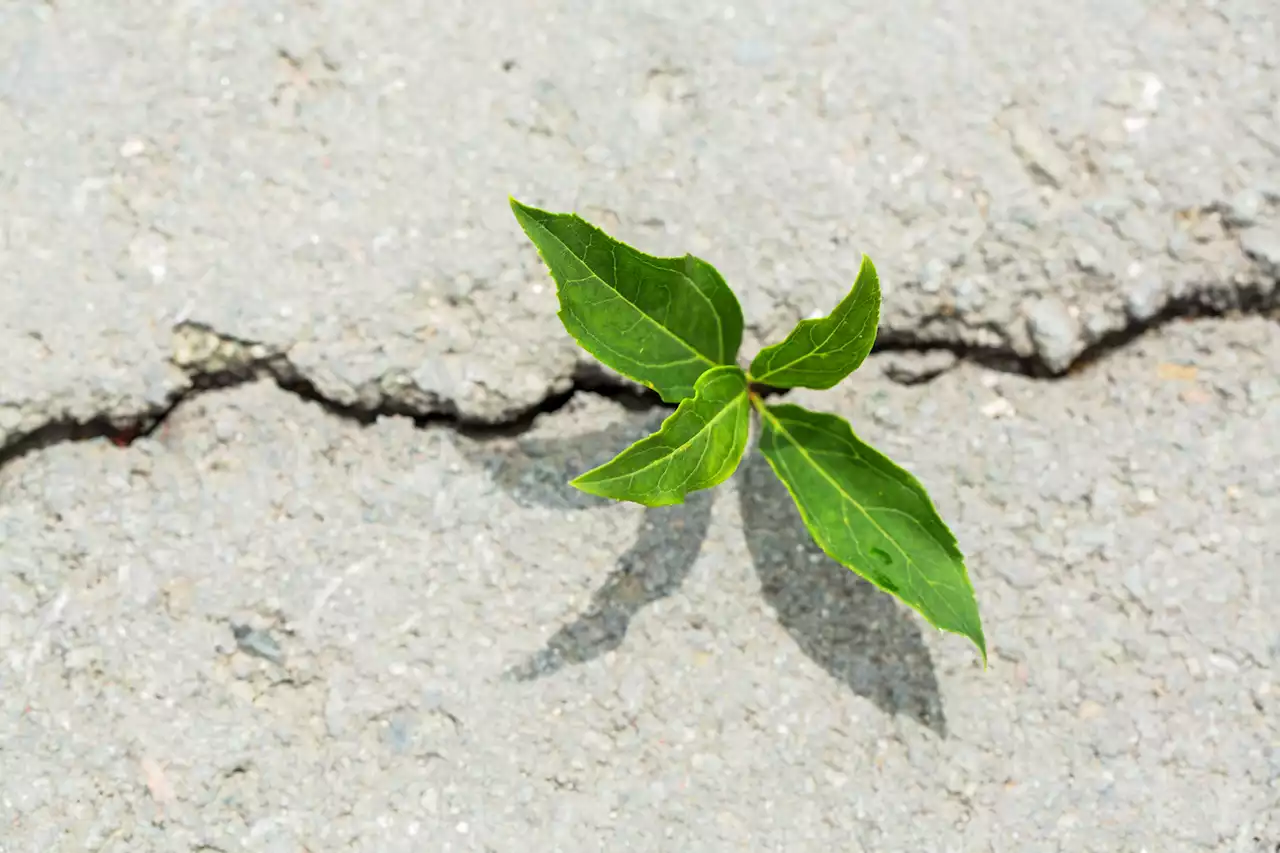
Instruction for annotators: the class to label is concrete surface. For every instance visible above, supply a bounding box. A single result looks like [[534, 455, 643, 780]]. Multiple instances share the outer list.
[[2, 319, 1278, 851], [2, 0, 1279, 851], [2, 0, 1280, 443]]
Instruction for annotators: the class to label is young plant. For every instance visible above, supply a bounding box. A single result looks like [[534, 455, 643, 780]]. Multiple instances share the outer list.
[[510, 198, 986, 664]]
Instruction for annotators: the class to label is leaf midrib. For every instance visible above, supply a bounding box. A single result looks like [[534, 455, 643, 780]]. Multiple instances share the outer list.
[[534, 215, 724, 369], [758, 404, 966, 628], [749, 284, 874, 384], [585, 382, 748, 488]]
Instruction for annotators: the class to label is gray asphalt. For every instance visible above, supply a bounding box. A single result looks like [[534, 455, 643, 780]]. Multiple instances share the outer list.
[[2, 0, 1278, 851]]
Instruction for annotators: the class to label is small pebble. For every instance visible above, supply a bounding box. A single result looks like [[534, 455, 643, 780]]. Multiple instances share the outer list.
[[1077, 700, 1104, 720], [981, 397, 1016, 419], [1240, 226, 1280, 272], [232, 623, 284, 664], [1074, 244, 1104, 273], [1125, 276, 1166, 322], [1222, 189, 1263, 228], [1246, 378, 1278, 404], [881, 350, 958, 384], [1008, 121, 1071, 188], [119, 138, 146, 158], [1025, 297, 1082, 373]]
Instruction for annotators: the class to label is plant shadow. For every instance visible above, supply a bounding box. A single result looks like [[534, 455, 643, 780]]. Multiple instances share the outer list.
[[466, 410, 948, 735], [738, 449, 948, 736], [464, 411, 712, 681]]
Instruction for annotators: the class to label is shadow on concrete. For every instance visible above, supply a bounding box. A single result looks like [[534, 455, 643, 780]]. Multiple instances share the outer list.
[[737, 449, 947, 736], [468, 412, 946, 735], [504, 490, 713, 681], [467, 413, 711, 681]]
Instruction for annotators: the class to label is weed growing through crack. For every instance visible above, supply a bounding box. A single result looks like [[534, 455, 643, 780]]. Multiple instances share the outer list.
[[511, 198, 986, 663]]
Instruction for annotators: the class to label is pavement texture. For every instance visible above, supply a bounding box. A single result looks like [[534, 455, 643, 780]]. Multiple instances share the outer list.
[[1, 0, 1278, 851], [3, 320, 1279, 852]]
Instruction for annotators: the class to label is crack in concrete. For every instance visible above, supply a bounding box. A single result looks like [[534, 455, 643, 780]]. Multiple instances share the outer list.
[[0, 323, 661, 472], [875, 271, 1279, 382], [0, 274, 1276, 472]]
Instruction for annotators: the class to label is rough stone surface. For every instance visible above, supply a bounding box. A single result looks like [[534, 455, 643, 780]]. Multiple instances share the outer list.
[[1024, 297, 1083, 373], [1225, 189, 1265, 229], [3, 0, 1280, 446], [1242, 228, 1280, 277], [3, 1, 1280, 849], [2, 319, 1277, 851]]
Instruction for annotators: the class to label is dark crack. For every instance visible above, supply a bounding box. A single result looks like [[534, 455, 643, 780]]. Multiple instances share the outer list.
[[875, 272, 1278, 380], [0, 331, 664, 472], [164, 322, 665, 436], [1066, 283, 1277, 374], [0, 278, 1276, 473]]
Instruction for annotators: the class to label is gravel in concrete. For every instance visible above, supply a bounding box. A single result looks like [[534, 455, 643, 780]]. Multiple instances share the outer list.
[[2, 318, 1276, 851], [3, 0, 1279, 449]]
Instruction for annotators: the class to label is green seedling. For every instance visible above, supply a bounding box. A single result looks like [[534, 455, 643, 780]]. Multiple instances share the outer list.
[[510, 198, 986, 664]]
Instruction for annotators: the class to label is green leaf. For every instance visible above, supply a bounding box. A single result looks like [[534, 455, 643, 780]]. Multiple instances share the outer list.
[[511, 198, 744, 402], [754, 400, 986, 662], [571, 366, 750, 507], [748, 254, 880, 389]]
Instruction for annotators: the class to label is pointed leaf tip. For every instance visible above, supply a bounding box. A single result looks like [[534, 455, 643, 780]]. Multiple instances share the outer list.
[[748, 254, 881, 390], [756, 401, 986, 659], [570, 366, 751, 507], [509, 200, 744, 403]]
